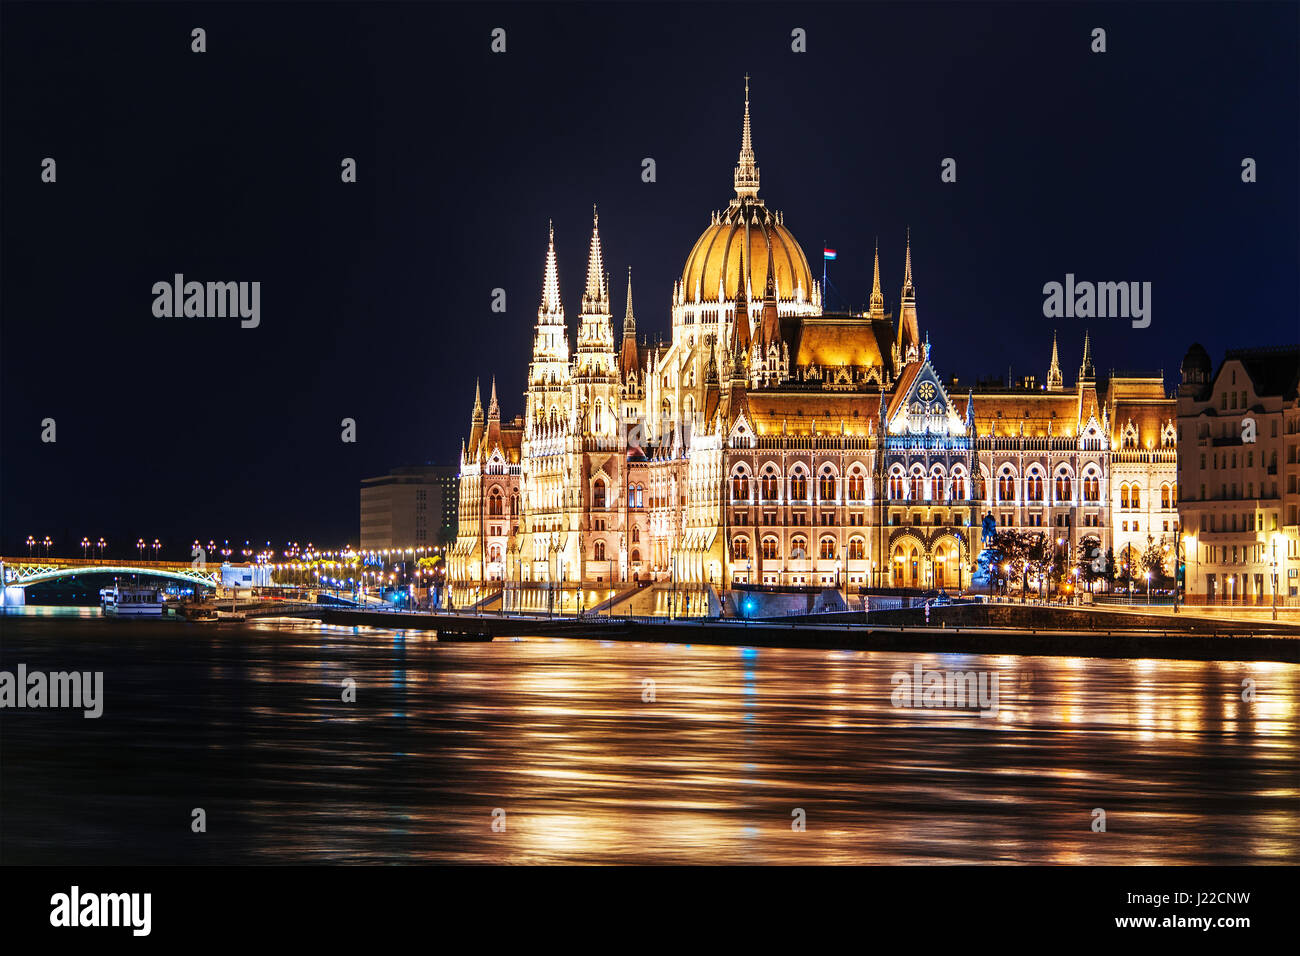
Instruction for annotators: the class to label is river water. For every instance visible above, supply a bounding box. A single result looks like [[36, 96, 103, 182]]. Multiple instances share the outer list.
[[2, 609, 1297, 864]]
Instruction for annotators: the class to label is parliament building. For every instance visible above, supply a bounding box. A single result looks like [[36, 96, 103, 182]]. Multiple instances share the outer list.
[[449, 84, 1178, 611]]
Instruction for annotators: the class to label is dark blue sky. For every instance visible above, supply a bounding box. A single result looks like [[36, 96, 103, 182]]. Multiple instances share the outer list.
[[2, 1, 1296, 556]]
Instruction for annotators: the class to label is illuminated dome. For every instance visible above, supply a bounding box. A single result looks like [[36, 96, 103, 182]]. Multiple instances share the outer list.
[[675, 78, 818, 313], [681, 211, 814, 305]]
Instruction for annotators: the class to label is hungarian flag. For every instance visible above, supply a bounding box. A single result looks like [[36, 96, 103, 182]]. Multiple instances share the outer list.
[[823, 247, 837, 260]]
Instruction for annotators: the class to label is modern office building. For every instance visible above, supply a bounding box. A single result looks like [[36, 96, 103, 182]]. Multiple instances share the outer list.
[[360, 465, 458, 551]]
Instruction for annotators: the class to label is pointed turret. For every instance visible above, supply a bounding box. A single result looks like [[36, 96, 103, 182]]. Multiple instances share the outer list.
[[759, 236, 780, 348], [581, 205, 608, 314], [896, 229, 920, 362], [530, 220, 570, 390], [468, 379, 485, 460], [485, 377, 501, 447], [1047, 330, 1064, 391], [733, 75, 761, 199], [868, 238, 885, 318], [619, 267, 640, 381], [540, 220, 562, 319], [1079, 330, 1095, 381], [731, 242, 752, 369]]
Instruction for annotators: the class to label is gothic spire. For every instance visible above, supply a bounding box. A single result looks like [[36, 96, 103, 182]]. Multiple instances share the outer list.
[[1047, 330, 1064, 390], [869, 237, 884, 316], [622, 267, 635, 333], [896, 229, 920, 360], [539, 220, 562, 318], [732, 240, 751, 366], [582, 205, 608, 312], [901, 227, 914, 302], [488, 376, 499, 419], [472, 378, 484, 425], [1079, 330, 1095, 381], [733, 75, 760, 199]]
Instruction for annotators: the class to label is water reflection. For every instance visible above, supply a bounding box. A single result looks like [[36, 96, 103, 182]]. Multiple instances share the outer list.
[[1, 612, 1297, 864]]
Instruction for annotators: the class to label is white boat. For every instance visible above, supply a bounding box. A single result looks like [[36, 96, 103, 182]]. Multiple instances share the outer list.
[[101, 585, 164, 616]]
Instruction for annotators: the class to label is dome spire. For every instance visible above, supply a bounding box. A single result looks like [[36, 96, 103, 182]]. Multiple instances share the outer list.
[[733, 75, 760, 200]]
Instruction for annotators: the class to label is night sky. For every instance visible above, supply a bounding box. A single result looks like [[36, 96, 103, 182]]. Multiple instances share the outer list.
[[2, 2, 1296, 558]]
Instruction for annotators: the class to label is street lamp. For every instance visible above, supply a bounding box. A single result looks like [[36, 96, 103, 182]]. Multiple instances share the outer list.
[[81, 536, 90, 558], [26, 535, 35, 557], [1145, 569, 1152, 605], [1272, 532, 1282, 621], [42, 536, 52, 559], [97, 537, 107, 560]]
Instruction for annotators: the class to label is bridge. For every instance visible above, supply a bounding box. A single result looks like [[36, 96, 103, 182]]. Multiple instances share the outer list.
[[1, 556, 223, 593]]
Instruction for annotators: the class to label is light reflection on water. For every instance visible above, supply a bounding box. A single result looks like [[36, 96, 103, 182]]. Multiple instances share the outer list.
[[1, 612, 1297, 864]]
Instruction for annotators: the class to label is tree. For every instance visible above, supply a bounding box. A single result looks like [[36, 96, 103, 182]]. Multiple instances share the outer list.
[[1074, 541, 1100, 592], [1118, 544, 1139, 591], [1140, 534, 1168, 584], [1101, 546, 1116, 591]]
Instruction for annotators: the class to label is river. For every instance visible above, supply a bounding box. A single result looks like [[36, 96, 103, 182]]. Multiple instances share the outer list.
[[2, 608, 1296, 864]]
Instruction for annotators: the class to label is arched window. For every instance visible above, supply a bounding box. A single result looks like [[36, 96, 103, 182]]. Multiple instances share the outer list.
[[888, 474, 905, 500], [819, 536, 837, 560], [635, 484, 644, 508], [761, 536, 779, 560], [848, 471, 866, 501], [733, 537, 750, 560], [910, 473, 925, 501], [488, 544, 502, 563], [732, 473, 750, 501], [1055, 475, 1072, 503], [848, 536, 865, 560], [489, 487, 503, 516], [1120, 484, 1130, 509], [631, 527, 640, 543], [1160, 484, 1170, 509], [998, 474, 1015, 502], [1083, 475, 1100, 501], [594, 540, 606, 561], [1131, 485, 1141, 508], [790, 535, 808, 558], [1026, 474, 1044, 501], [762, 470, 779, 501], [791, 472, 808, 501], [631, 549, 641, 564], [593, 478, 606, 510], [1170, 483, 1177, 506], [951, 473, 966, 501], [819, 473, 836, 501]]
